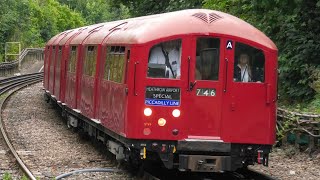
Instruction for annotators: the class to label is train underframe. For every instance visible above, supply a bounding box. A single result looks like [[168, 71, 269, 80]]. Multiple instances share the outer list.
[[44, 91, 271, 173]]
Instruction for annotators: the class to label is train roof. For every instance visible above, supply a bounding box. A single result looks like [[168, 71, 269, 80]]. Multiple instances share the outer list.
[[47, 9, 277, 51]]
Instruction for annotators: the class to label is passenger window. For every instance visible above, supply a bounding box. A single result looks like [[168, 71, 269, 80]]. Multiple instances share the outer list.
[[118, 47, 126, 82], [234, 43, 265, 83], [195, 38, 220, 81], [84, 46, 97, 77], [104, 46, 126, 83], [68, 46, 77, 73], [148, 39, 182, 79], [51, 46, 55, 67], [57, 46, 62, 68], [104, 47, 112, 80]]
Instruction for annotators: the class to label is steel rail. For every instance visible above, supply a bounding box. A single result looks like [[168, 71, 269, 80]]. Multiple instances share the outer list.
[[0, 76, 43, 94], [0, 73, 43, 180], [0, 72, 43, 85]]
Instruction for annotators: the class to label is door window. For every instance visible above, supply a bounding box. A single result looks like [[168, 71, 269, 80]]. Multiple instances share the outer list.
[[195, 38, 220, 81], [233, 43, 265, 83]]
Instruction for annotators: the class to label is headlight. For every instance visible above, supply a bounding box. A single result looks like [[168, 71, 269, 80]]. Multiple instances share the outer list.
[[144, 108, 152, 116], [172, 109, 180, 117]]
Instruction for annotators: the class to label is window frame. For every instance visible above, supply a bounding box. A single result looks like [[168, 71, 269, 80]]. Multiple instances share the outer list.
[[233, 42, 266, 83], [83, 45, 98, 77], [103, 45, 127, 83], [147, 38, 182, 80], [194, 37, 221, 81]]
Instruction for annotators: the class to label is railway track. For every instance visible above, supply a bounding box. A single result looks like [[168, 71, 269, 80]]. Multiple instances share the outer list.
[[0, 72, 43, 180], [140, 163, 277, 180]]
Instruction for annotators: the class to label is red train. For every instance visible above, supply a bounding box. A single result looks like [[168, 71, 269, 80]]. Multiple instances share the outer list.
[[43, 9, 278, 172]]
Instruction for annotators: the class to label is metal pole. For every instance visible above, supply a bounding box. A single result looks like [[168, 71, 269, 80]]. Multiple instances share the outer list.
[[4, 43, 7, 62], [19, 43, 21, 70]]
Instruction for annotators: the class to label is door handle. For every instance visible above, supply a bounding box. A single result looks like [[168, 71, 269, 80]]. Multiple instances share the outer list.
[[224, 58, 228, 93], [187, 56, 191, 91], [134, 61, 139, 96], [189, 81, 197, 91]]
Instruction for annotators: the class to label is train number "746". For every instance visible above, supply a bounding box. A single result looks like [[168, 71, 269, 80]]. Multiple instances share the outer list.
[[196, 88, 216, 96]]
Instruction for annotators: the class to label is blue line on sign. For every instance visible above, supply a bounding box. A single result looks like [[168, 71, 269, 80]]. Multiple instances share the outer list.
[[145, 98, 180, 106]]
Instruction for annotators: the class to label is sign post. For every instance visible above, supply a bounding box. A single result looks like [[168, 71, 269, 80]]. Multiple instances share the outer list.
[[5, 42, 21, 62]]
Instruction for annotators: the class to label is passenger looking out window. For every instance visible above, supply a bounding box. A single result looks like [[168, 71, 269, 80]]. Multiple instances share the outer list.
[[234, 53, 252, 82], [234, 42, 265, 83], [148, 39, 181, 79]]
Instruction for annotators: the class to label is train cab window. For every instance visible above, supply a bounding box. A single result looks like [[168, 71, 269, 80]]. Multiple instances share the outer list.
[[104, 46, 126, 83], [68, 46, 77, 73], [84, 46, 97, 77], [195, 38, 220, 80], [233, 43, 265, 83], [148, 39, 182, 79]]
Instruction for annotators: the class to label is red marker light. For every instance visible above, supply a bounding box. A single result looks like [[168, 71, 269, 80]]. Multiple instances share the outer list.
[[143, 128, 151, 135]]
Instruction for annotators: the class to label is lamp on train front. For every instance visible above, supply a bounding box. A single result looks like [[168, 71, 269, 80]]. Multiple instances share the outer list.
[[158, 118, 166, 126], [172, 109, 180, 117], [144, 108, 152, 116]]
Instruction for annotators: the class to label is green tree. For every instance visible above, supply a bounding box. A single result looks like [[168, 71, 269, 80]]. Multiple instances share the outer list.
[[110, 0, 203, 17], [0, 0, 85, 62], [58, 0, 130, 24]]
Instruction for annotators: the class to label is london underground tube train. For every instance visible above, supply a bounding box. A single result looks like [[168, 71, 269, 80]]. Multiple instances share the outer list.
[[43, 9, 277, 172]]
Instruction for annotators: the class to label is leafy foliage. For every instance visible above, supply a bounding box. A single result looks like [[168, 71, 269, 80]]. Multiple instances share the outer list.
[[110, 0, 203, 17], [0, 0, 85, 62], [2, 172, 12, 180], [58, 0, 130, 24]]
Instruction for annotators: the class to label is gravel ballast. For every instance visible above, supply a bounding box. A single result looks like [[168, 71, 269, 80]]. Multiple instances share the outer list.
[[1, 83, 132, 179]]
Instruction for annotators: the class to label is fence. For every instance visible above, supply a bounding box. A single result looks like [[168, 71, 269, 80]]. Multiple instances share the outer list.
[[0, 48, 44, 77]]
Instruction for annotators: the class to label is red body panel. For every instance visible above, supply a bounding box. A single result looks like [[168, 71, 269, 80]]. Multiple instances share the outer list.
[[48, 47, 57, 94], [80, 75, 95, 118], [65, 72, 77, 108], [98, 81, 127, 135], [43, 47, 49, 89], [53, 48, 62, 99], [59, 46, 68, 103], [57, 30, 78, 103]]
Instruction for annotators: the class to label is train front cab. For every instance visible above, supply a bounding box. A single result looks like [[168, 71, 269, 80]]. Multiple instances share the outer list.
[[132, 34, 277, 172]]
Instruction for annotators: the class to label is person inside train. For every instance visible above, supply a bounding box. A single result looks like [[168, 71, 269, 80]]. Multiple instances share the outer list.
[[234, 53, 252, 82], [148, 40, 181, 79]]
